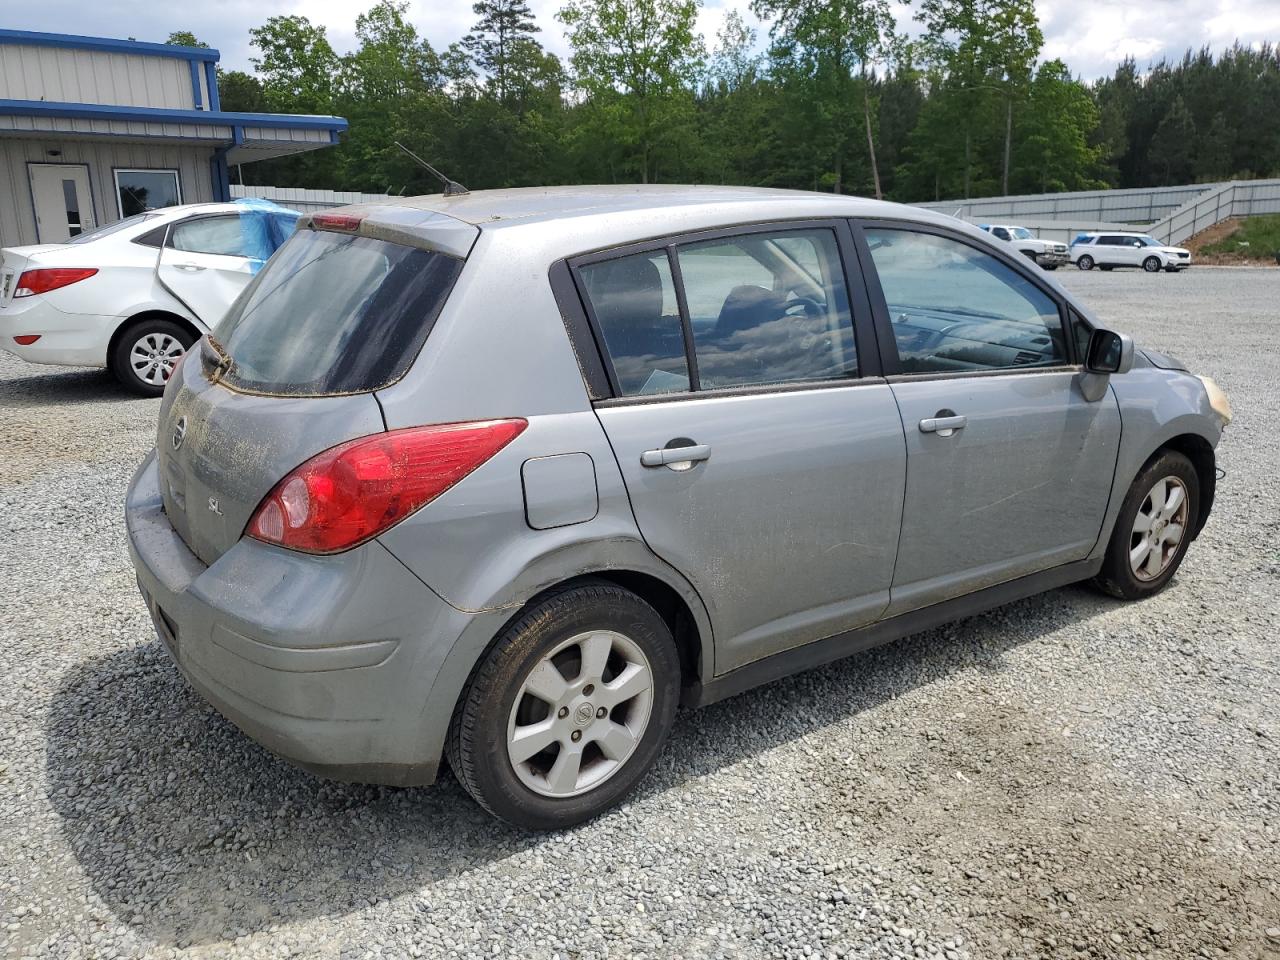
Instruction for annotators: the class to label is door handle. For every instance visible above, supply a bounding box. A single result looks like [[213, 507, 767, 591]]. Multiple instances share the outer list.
[[641, 443, 712, 469], [174, 262, 206, 272], [919, 414, 967, 437]]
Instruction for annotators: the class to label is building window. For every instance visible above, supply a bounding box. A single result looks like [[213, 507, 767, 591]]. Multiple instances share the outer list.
[[115, 169, 182, 217]]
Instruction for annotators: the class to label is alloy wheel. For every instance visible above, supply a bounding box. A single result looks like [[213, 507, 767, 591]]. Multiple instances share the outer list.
[[130, 333, 185, 386], [1129, 476, 1189, 581], [506, 630, 654, 798]]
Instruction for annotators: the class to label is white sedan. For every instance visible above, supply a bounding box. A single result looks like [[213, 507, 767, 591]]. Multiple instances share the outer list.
[[0, 201, 298, 395]]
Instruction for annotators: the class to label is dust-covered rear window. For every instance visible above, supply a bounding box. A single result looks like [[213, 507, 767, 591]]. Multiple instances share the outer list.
[[213, 229, 463, 396]]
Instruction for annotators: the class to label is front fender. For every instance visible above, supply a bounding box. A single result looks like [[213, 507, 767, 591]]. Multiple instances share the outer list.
[[1089, 368, 1222, 560]]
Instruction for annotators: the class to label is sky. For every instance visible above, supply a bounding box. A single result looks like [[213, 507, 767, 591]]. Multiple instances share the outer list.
[[7, 0, 1280, 82]]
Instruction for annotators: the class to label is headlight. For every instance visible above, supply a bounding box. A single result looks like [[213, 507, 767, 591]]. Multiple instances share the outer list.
[[1197, 375, 1233, 427]]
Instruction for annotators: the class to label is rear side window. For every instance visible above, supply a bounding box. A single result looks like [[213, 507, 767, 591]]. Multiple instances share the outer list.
[[579, 253, 690, 396], [578, 226, 857, 397], [170, 216, 250, 257], [214, 229, 462, 396]]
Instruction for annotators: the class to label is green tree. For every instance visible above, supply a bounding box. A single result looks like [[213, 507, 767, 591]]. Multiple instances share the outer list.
[[1012, 60, 1102, 193], [1147, 95, 1197, 186], [557, 0, 705, 184], [217, 70, 266, 112], [464, 0, 541, 100], [165, 31, 208, 48], [754, 0, 897, 197], [249, 16, 340, 113]]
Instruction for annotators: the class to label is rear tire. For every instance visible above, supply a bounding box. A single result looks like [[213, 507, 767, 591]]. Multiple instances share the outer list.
[[447, 581, 680, 829], [1094, 450, 1199, 601], [1143, 255, 1162, 273], [1077, 255, 1094, 271], [110, 318, 195, 397]]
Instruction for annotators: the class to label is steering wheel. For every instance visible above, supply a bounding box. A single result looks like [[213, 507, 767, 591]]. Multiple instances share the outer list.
[[783, 296, 824, 318]]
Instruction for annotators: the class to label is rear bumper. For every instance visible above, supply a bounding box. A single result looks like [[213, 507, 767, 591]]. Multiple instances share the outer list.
[[125, 450, 475, 786], [0, 296, 119, 367]]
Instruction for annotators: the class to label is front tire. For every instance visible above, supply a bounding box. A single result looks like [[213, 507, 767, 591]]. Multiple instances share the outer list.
[[1094, 450, 1199, 600], [447, 581, 680, 829], [1077, 255, 1094, 271], [1143, 255, 1162, 273], [110, 318, 194, 397]]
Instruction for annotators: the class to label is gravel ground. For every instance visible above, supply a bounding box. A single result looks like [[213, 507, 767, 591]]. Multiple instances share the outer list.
[[1, 266, 1277, 960]]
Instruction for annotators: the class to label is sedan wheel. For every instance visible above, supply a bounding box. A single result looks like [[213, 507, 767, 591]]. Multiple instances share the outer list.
[[1128, 476, 1189, 581], [1143, 255, 1162, 272], [130, 332, 185, 387], [111, 318, 195, 397]]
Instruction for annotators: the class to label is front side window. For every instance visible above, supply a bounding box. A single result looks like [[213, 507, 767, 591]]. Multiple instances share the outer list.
[[116, 169, 181, 217], [865, 228, 1066, 374], [677, 229, 856, 388], [169, 216, 250, 257]]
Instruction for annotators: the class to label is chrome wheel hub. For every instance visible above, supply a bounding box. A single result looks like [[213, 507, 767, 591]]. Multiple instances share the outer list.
[[130, 333, 185, 386], [1129, 476, 1189, 581], [506, 630, 654, 799]]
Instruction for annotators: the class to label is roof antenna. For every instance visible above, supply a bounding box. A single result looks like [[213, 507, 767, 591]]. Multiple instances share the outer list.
[[395, 141, 469, 197]]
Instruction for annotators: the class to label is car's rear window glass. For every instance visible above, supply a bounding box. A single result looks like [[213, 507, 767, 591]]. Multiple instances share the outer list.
[[65, 213, 157, 245], [214, 229, 462, 396]]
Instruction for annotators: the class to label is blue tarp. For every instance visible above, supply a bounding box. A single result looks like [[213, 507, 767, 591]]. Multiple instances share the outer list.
[[233, 198, 303, 271]]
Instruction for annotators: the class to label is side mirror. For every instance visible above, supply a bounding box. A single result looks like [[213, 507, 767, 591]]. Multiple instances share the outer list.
[[1085, 328, 1134, 375]]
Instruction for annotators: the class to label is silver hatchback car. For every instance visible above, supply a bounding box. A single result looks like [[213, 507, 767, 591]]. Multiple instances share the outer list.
[[126, 186, 1231, 829]]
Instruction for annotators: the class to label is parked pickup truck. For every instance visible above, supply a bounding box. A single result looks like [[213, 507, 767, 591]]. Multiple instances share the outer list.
[[979, 224, 1070, 270]]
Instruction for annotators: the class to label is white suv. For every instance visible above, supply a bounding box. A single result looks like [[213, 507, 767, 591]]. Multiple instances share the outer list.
[[1070, 233, 1192, 273], [979, 224, 1069, 270]]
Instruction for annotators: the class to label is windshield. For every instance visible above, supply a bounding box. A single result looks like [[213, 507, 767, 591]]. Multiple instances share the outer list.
[[214, 229, 463, 396], [1010, 227, 1035, 240], [64, 213, 158, 245], [1137, 236, 1161, 247]]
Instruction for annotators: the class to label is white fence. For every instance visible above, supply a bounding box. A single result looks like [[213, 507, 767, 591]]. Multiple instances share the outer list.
[[915, 178, 1280, 245], [231, 184, 401, 213], [237, 178, 1280, 246]]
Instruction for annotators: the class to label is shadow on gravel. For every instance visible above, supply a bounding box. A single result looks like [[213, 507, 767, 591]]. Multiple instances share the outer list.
[[0, 366, 139, 407], [46, 584, 1115, 947]]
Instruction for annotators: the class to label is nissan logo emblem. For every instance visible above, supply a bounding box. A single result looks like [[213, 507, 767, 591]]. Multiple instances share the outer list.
[[172, 416, 187, 451]]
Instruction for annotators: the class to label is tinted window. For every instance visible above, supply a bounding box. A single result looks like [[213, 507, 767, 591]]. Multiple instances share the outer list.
[[992, 227, 1010, 240], [170, 216, 250, 257], [865, 228, 1066, 373], [64, 213, 157, 245], [678, 229, 856, 388], [214, 230, 462, 396], [579, 252, 690, 396]]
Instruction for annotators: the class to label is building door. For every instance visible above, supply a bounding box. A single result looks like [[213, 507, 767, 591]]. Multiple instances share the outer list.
[[29, 164, 95, 243]]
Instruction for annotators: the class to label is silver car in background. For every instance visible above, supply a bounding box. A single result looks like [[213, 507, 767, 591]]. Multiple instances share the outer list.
[[125, 186, 1231, 829]]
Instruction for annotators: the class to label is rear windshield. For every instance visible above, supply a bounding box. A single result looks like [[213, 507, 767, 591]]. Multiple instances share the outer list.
[[213, 229, 463, 396]]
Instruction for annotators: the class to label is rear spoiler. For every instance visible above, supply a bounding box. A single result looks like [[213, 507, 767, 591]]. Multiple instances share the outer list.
[[298, 205, 479, 260]]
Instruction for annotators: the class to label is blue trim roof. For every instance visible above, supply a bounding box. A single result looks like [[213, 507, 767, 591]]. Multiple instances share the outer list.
[[0, 98, 348, 133], [0, 28, 220, 62]]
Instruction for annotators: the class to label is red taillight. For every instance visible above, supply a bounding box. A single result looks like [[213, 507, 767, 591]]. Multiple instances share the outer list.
[[247, 419, 528, 554], [13, 335, 41, 345], [14, 268, 98, 297], [311, 213, 364, 232]]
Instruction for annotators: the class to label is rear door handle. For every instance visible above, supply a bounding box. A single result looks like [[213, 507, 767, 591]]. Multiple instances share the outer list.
[[919, 414, 967, 437], [641, 443, 712, 469]]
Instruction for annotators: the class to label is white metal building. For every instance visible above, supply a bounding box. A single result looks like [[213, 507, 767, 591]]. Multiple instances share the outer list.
[[0, 28, 347, 247]]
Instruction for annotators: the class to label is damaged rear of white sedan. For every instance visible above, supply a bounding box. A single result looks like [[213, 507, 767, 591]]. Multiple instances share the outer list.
[[125, 186, 1231, 829]]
